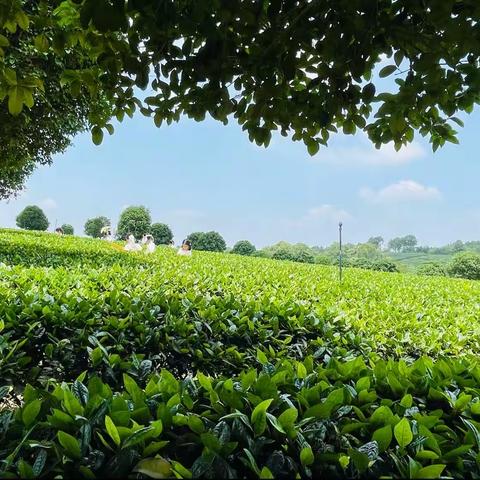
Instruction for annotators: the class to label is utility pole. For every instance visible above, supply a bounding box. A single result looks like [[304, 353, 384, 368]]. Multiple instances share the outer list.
[[339, 222, 343, 282]]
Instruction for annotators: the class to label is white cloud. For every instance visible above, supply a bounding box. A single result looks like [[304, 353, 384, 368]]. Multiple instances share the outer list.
[[313, 139, 426, 167], [40, 198, 57, 210], [360, 180, 441, 203]]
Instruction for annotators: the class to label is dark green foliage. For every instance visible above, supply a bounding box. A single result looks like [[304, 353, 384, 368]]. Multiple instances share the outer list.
[[61, 224, 74, 235], [448, 252, 480, 280], [272, 247, 295, 262], [417, 262, 448, 277], [15, 205, 48, 231], [349, 258, 399, 273], [187, 231, 226, 252], [117, 206, 151, 240], [0, 1, 112, 199], [2, 0, 480, 200], [150, 222, 173, 245], [84, 216, 110, 238], [1, 229, 480, 478], [231, 240, 256, 256]]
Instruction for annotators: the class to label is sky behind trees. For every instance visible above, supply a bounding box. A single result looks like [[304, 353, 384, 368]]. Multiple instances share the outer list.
[[1, 106, 479, 248]]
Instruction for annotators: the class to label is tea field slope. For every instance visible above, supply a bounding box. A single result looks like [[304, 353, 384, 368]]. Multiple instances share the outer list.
[[1, 229, 480, 479]]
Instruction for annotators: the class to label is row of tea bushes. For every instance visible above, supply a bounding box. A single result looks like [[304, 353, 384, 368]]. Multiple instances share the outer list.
[[2, 356, 480, 478]]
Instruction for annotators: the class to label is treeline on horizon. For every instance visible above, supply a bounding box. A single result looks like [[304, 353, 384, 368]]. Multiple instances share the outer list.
[[12, 204, 480, 280]]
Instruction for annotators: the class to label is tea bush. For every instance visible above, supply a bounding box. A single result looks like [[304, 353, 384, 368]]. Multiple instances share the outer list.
[[1, 229, 480, 478]]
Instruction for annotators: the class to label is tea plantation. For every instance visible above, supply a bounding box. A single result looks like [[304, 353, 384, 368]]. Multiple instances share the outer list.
[[1, 229, 480, 479]]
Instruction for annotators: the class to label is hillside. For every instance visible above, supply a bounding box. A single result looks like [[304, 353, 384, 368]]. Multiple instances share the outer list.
[[1, 229, 480, 479]]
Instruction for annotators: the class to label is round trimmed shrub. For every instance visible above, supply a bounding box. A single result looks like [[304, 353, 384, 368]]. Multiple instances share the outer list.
[[150, 223, 173, 245], [448, 252, 480, 280], [231, 240, 256, 256], [61, 224, 74, 235], [117, 206, 151, 240], [16, 205, 49, 231]]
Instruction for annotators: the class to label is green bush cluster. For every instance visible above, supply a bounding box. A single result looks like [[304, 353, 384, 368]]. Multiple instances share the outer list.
[[1, 229, 480, 478]]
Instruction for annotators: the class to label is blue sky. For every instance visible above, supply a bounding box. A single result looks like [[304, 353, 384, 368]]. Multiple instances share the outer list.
[[2, 95, 480, 248]]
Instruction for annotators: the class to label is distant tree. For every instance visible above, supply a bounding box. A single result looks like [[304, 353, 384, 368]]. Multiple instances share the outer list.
[[16, 205, 49, 231], [84, 216, 110, 238], [388, 235, 418, 252], [387, 237, 403, 252], [451, 240, 465, 253], [150, 223, 173, 245], [187, 231, 226, 252], [61, 224, 74, 235], [367, 236, 384, 248], [117, 206, 151, 240], [232, 240, 256, 256], [448, 252, 480, 280], [186, 232, 205, 250], [402, 235, 418, 252]]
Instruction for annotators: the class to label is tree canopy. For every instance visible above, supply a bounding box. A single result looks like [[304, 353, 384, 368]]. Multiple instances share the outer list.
[[150, 222, 173, 245], [16, 205, 49, 230], [2, 1, 480, 196], [117, 206, 151, 240], [0, 0, 111, 199], [84, 216, 110, 238]]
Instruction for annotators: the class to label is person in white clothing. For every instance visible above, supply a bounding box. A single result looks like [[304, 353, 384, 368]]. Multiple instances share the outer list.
[[177, 239, 192, 256], [144, 234, 156, 254], [124, 234, 141, 252]]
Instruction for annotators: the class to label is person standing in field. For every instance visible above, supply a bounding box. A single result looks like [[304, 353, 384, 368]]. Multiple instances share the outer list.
[[177, 239, 192, 256], [169, 239, 176, 249], [55, 227, 63, 235], [144, 234, 156, 254], [124, 234, 141, 252]]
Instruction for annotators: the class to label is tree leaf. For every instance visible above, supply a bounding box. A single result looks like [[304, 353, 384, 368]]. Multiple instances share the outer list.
[[379, 65, 397, 78], [92, 126, 104, 146]]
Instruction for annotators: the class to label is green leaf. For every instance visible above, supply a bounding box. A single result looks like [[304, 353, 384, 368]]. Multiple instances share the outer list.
[[413, 464, 445, 479], [304, 388, 345, 419], [105, 415, 121, 447], [394, 418, 413, 448], [256, 349, 268, 365], [92, 126, 104, 146], [250, 398, 273, 424], [372, 424, 392, 453], [278, 407, 298, 429], [22, 399, 41, 427], [133, 457, 172, 479], [58, 431, 81, 459], [8, 86, 23, 115], [0, 34, 9, 47], [259, 466, 274, 479], [123, 426, 154, 448], [300, 446, 314, 466], [379, 65, 397, 78], [188, 415, 205, 434]]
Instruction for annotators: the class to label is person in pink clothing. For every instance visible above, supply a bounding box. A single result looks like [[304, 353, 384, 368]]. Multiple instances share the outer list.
[[177, 239, 192, 256]]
